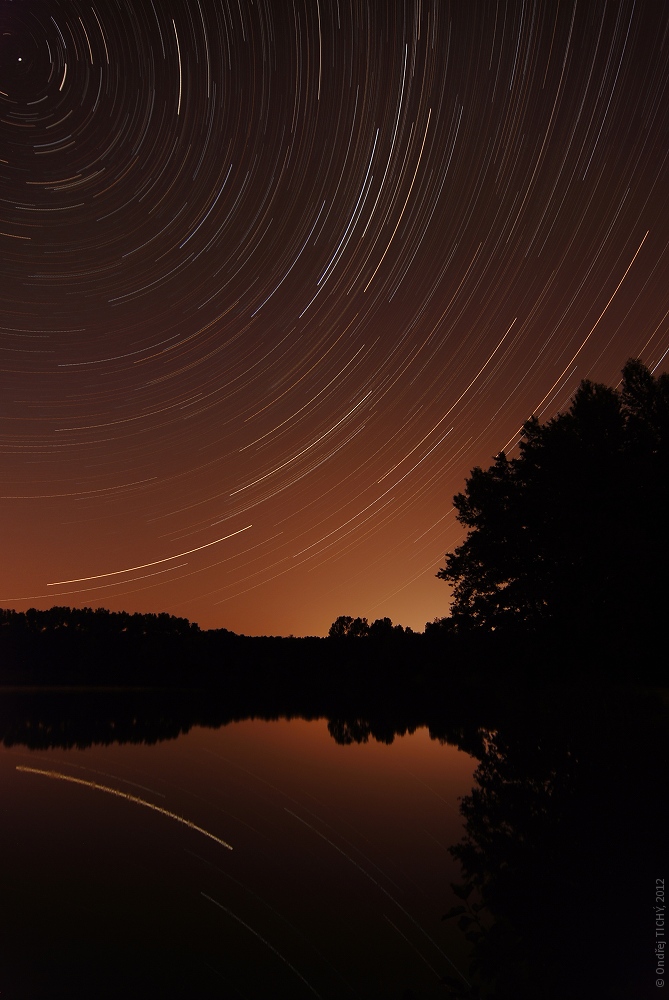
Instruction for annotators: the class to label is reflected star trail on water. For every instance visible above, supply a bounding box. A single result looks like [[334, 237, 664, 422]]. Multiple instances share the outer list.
[[284, 806, 470, 986], [16, 766, 234, 850], [1, 2, 668, 634]]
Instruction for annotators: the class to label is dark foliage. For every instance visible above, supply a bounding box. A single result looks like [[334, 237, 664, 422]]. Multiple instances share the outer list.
[[441, 683, 666, 999], [327, 614, 412, 638], [0, 604, 430, 688], [0, 605, 204, 685], [437, 359, 669, 645], [328, 614, 371, 637]]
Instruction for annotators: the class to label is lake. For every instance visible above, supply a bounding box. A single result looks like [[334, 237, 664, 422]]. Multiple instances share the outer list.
[[1, 711, 475, 999], [0, 680, 665, 999]]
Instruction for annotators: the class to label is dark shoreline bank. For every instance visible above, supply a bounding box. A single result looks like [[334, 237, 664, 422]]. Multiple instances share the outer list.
[[2, 603, 664, 687]]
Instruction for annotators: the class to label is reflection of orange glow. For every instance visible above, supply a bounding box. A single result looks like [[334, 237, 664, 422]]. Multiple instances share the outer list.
[[1, 715, 476, 998], [16, 765, 233, 850]]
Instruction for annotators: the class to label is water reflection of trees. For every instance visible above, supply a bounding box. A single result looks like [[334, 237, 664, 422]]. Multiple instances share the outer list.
[[0, 694, 471, 753], [441, 685, 666, 1000], [0, 672, 479, 751], [2, 678, 663, 998]]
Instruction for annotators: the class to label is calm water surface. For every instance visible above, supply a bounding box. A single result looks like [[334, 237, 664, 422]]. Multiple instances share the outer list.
[[1, 718, 475, 999]]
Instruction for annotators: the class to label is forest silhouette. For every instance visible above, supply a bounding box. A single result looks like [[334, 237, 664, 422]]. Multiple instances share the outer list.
[[1, 359, 667, 685]]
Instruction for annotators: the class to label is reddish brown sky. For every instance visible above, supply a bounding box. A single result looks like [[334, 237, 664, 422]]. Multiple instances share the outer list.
[[1, 1, 668, 635]]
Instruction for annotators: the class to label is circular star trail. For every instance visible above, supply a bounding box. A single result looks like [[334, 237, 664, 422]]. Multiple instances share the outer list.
[[1, 1, 668, 635]]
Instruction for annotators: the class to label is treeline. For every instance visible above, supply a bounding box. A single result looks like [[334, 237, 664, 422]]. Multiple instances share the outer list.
[[0, 606, 217, 686], [1, 599, 659, 689], [0, 604, 430, 687], [0, 605, 202, 638]]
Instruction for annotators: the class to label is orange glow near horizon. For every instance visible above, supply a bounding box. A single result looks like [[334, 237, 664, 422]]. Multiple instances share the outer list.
[[1, 2, 668, 635]]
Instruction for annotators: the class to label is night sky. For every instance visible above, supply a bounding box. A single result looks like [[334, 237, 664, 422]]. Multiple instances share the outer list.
[[1, 1, 668, 636]]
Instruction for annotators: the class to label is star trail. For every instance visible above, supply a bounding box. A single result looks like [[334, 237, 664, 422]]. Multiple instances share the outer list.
[[1, 1, 668, 636]]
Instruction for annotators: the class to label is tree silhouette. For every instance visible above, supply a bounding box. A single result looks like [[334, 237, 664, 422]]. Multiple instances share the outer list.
[[328, 615, 370, 637], [368, 616, 394, 638], [327, 615, 410, 639], [438, 359, 669, 639]]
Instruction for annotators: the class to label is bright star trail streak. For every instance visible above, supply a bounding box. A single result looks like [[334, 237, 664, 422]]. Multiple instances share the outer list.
[[1, 1, 668, 635], [45, 524, 253, 585], [16, 766, 234, 850]]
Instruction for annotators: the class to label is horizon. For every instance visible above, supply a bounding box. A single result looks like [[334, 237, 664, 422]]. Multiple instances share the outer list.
[[1, 602, 417, 639], [2, 2, 668, 637]]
